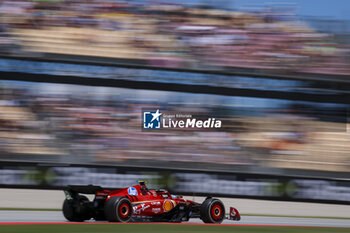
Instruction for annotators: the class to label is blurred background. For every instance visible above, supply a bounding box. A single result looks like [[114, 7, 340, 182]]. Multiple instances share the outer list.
[[1, 0, 350, 74], [0, 0, 350, 182]]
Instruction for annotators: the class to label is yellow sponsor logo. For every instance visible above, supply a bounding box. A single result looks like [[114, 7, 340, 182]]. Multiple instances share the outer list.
[[163, 200, 173, 212]]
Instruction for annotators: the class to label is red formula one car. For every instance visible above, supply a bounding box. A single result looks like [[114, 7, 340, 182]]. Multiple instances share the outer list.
[[62, 181, 241, 224]]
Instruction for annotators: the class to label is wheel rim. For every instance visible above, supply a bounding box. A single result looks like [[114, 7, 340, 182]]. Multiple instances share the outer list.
[[211, 204, 223, 220], [118, 203, 130, 218]]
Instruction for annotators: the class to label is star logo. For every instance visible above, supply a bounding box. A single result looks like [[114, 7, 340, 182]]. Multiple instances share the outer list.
[[151, 109, 162, 122], [143, 109, 162, 129]]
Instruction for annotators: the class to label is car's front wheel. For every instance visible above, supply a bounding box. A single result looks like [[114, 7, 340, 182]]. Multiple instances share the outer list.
[[104, 196, 132, 222], [200, 198, 225, 224]]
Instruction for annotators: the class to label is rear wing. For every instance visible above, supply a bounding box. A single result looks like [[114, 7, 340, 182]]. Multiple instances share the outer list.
[[66, 185, 104, 194]]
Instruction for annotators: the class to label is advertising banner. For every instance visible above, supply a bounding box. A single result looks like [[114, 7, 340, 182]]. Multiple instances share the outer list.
[[0, 162, 349, 204]]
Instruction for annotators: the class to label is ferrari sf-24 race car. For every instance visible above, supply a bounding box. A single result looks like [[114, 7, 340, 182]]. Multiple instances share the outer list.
[[62, 181, 241, 224]]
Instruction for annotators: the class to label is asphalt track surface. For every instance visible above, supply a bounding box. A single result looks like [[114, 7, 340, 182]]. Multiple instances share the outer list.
[[1, 211, 350, 227]]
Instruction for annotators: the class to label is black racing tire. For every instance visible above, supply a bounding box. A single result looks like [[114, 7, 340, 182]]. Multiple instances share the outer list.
[[104, 196, 133, 222], [200, 198, 225, 224], [62, 195, 89, 222]]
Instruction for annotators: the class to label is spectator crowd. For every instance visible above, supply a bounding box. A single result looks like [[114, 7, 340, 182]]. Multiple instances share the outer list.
[[0, 0, 349, 75], [0, 81, 349, 172]]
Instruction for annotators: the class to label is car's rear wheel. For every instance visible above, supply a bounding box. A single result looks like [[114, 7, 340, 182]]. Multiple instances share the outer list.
[[104, 196, 132, 222], [62, 195, 89, 222], [200, 198, 225, 224]]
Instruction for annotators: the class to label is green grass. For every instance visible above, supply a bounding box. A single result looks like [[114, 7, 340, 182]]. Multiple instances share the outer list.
[[0, 224, 349, 233]]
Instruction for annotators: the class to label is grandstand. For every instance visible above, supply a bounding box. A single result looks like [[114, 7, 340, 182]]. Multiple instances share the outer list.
[[0, 0, 350, 176], [0, 0, 349, 75], [0, 81, 349, 173]]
